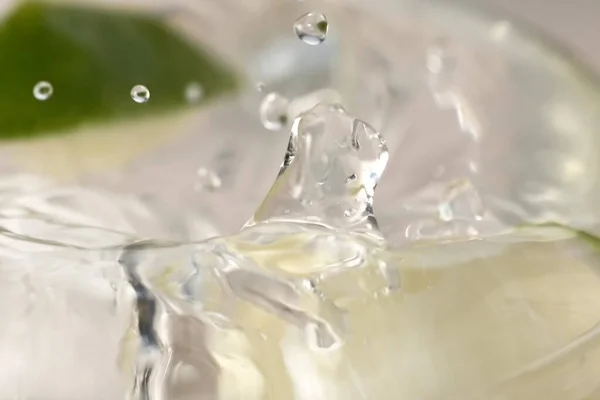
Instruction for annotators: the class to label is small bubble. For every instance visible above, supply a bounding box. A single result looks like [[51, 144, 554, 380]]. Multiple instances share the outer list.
[[131, 85, 150, 104], [259, 92, 289, 131], [33, 81, 53, 101], [195, 167, 222, 192], [344, 208, 356, 217], [294, 12, 328, 45], [185, 82, 204, 104]]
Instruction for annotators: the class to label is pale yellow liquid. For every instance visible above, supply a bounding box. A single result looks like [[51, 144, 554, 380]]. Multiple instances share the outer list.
[[144, 226, 600, 400]]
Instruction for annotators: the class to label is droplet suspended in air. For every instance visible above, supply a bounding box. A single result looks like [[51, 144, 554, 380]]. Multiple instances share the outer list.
[[259, 92, 289, 131], [195, 167, 222, 192], [185, 82, 204, 104], [294, 12, 328, 45], [130, 85, 150, 104], [33, 81, 53, 101]]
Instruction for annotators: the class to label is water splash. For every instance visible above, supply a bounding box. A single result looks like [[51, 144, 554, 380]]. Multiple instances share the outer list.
[[401, 176, 503, 240], [247, 102, 389, 237], [397, 40, 490, 240], [0, 101, 394, 398]]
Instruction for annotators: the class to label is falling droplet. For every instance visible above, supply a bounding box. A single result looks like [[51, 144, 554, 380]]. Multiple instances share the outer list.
[[294, 12, 328, 45], [260, 92, 289, 131], [33, 81, 53, 101], [195, 167, 222, 192], [131, 85, 150, 104], [185, 82, 204, 104]]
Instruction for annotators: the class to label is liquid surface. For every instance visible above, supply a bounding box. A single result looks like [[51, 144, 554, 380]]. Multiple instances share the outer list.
[[1, 102, 599, 399]]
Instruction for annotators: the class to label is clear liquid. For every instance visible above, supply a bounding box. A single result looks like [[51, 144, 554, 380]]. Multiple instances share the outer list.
[[2, 101, 600, 399], [2, 0, 600, 399]]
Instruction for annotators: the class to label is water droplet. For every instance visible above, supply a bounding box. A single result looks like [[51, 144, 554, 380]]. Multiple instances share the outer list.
[[255, 82, 265, 92], [131, 85, 150, 104], [195, 167, 222, 192], [294, 12, 328, 45], [260, 92, 289, 131], [185, 82, 204, 104], [33, 81, 53, 101], [346, 174, 357, 184]]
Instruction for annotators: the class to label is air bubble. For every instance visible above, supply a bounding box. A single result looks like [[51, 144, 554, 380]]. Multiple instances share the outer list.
[[33, 81, 53, 101], [259, 93, 289, 131], [131, 85, 150, 104], [294, 12, 328, 45]]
